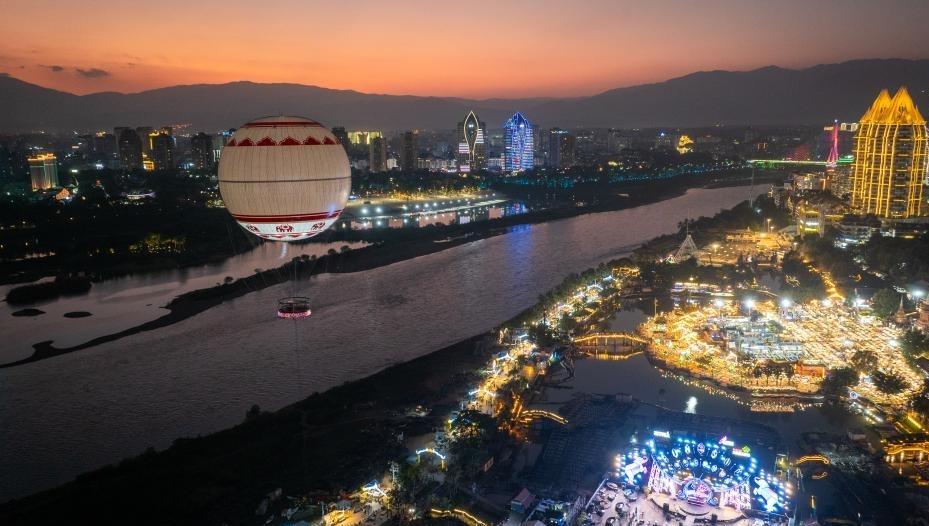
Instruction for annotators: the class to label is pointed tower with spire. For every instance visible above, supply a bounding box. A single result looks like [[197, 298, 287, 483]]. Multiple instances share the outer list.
[[672, 222, 699, 263], [895, 295, 908, 325], [851, 87, 928, 218]]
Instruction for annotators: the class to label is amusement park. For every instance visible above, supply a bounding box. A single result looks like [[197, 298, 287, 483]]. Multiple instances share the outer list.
[[614, 431, 792, 524]]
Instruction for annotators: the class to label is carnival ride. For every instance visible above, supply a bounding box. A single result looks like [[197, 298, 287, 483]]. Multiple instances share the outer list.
[[616, 433, 791, 518]]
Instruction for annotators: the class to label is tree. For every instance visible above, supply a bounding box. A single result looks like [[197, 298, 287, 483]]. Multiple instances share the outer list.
[[820, 366, 858, 396], [870, 289, 902, 320], [911, 379, 929, 419], [901, 330, 929, 364], [871, 370, 908, 395], [849, 350, 879, 373]]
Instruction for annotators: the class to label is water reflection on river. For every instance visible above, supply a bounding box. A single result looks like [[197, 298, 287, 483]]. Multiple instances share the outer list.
[[0, 241, 367, 363], [0, 185, 761, 502]]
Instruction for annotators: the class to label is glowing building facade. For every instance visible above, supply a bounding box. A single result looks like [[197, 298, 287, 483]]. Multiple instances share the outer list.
[[457, 111, 486, 173], [347, 131, 382, 145], [504, 112, 534, 172], [28, 153, 59, 190], [850, 87, 928, 218]]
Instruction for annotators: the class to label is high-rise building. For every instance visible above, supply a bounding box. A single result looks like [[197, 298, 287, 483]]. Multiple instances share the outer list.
[[330, 126, 350, 154], [92, 132, 117, 157], [190, 132, 214, 170], [607, 129, 629, 153], [369, 136, 387, 172], [117, 128, 143, 170], [548, 128, 576, 169], [456, 111, 486, 173], [148, 130, 175, 171], [28, 153, 58, 190], [504, 112, 534, 172], [401, 131, 418, 172], [851, 87, 928, 218], [0, 143, 13, 184], [136, 127, 154, 155], [347, 131, 383, 145]]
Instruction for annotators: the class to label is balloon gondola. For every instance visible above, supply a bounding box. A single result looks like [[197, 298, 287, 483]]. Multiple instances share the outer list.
[[218, 115, 350, 317], [277, 297, 312, 319]]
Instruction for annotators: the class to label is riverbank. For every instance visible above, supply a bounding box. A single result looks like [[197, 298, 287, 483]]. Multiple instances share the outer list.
[[0, 334, 494, 525], [1, 171, 784, 369]]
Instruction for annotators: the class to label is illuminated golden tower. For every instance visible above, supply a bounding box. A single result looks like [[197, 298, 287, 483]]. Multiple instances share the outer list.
[[850, 87, 928, 218]]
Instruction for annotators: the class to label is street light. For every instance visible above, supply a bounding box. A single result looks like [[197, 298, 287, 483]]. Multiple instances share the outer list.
[[780, 298, 792, 309]]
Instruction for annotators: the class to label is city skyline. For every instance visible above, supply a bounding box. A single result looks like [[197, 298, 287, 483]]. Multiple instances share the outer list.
[[2, 0, 928, 98], [4, 3, 929, 524]]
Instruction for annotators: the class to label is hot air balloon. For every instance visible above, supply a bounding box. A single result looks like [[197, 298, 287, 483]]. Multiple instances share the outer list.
[[218, 116, 351, 241]]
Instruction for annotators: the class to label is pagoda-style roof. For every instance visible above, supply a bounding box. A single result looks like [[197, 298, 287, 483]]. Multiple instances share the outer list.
[[860, 86, 926, 125]]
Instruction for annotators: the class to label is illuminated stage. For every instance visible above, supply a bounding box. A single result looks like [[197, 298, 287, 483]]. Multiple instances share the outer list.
[[616, 431, 792, 521]]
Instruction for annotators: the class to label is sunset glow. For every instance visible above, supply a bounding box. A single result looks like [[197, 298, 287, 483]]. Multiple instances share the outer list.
[[2, 0, 927, 97]]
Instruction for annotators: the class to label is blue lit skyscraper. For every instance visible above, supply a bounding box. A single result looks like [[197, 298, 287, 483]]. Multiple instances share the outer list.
[[504, 112, 534, 172]]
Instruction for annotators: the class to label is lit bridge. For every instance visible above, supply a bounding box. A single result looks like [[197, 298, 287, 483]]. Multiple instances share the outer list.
[[573, 332, 648, 357], [429, 508, 488, 526], [794, 454, 830, 466], [516, 409, 568, 426], [746, 158, 852, 169], [794, 454, 831, 480], [415, 448, 447, 466]]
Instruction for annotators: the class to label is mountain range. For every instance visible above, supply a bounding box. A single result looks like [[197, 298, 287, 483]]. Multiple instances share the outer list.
[[1, 59, 928, 132]]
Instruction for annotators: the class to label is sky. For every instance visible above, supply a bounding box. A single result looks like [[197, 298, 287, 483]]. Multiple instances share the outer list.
[[1, 0, 927, 98]]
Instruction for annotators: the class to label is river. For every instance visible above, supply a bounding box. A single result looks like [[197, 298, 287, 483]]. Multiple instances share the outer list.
[[0, 185, 761, 502], [0, 241, 367, 363]]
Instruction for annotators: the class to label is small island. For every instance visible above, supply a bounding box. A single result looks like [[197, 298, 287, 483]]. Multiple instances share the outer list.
[[5, 275, 92, 305]]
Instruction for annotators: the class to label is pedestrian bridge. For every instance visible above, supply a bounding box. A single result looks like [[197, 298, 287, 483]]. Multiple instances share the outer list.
[[573, 332, 648, 356], [573, 332, 648, 344], [794, 454, 830, 466], [516, 409, 568, 426], [429, 508, 487, 526]]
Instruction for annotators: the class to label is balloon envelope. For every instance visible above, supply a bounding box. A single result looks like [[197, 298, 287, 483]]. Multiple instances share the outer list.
[[218, 115, 351, 241]]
